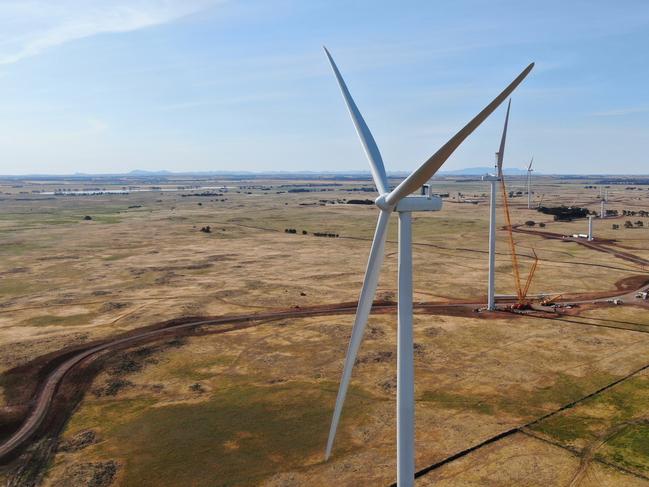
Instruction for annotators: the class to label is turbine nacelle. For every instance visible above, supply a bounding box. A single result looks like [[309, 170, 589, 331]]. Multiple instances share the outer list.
[[395, 194, 442, 212], [374, 192, 442, 212]]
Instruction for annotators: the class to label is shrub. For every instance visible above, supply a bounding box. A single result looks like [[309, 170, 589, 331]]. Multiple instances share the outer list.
[[538, 205, 589, 221]]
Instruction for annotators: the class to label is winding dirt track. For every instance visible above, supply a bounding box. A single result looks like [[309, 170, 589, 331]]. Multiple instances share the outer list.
[[1, 290, 647, 464], [511, 224, 649, 268], [0, 300, 490, 462], [1, 218, 648, 477]]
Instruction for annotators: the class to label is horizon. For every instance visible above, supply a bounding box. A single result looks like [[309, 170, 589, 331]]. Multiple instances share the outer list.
[[0, 1, 648, 175], [2, 166, 649, 178]]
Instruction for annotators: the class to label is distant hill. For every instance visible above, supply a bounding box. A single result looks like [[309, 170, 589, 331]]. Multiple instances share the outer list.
[[439, 166, 530, 176], [127, 169, 175, 176]]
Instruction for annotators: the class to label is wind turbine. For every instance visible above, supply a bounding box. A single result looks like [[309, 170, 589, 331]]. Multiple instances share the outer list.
[[526, 156, 534, 209], [482, 164, 498, 311], [482, 99, 511, 311], [322, 46, 533, 487]]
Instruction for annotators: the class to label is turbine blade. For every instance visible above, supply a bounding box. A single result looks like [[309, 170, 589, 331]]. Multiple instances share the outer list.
[[385, 63, 534, 206], [528, 156, 534, 171], [324, 47, 389, 195], [325, 209, 391, 460], [496, 99, 511, 178]]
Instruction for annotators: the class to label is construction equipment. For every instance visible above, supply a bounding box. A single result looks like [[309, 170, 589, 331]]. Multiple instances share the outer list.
[[494, 101, 538, 310], [501, 172, 522, 304], [500, 172, 539, 309], [521, 249, 539, 299], [541, 293, 563, 306]]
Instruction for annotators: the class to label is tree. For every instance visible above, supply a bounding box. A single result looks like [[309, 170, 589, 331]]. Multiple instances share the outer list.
[[525, 220, 535, 227], [624, 220, 633, 228]]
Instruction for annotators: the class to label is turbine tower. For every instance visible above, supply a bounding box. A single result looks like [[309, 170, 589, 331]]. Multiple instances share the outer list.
[[323, 46, 533, 487], [482, 100, 511, 311], [526, 157, 534, 209], [482, 166, 499, 311]]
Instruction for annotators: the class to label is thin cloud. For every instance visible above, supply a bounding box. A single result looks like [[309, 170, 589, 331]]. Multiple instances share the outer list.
[[0, 0, 221, 65], [158, 91, 292, 111], [590, 106, 649, 117]]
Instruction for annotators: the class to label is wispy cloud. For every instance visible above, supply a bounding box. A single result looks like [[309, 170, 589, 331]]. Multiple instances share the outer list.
[[157, 91, 291, 111], [0, 0, 221, 65], [590, 106, 649, 117]]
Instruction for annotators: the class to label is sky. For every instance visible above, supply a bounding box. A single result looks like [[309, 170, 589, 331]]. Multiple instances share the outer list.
[[0, 0, 648, 175]]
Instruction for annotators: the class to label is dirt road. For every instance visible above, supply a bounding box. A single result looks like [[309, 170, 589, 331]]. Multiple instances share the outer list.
[[512, 224, 649, 268], [0, 300, 494, 462], [2, 283, 648, 464]]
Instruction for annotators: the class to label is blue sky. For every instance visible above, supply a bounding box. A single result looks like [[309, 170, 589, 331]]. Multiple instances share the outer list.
[[0, 0, 647, 175]]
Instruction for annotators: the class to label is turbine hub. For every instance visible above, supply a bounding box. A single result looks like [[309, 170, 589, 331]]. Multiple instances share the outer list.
[[374, 194, 392, 211]]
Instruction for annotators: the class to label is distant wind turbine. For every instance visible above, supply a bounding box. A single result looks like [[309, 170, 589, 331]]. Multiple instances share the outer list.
[[322, 46, 533, 487], [527, 156, 534, 209]]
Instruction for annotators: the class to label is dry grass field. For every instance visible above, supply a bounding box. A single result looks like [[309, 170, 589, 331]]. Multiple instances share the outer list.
[[1, 174, 648, 486]]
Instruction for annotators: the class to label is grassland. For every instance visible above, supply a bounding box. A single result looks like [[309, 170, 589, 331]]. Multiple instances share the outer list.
[[0, 174, 648, 486]]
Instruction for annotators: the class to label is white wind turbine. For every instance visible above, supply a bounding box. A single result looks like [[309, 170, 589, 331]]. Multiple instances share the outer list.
[[322, 46, 533, 487], [526, 156, 534, 209], [483, 99, 511, 312]]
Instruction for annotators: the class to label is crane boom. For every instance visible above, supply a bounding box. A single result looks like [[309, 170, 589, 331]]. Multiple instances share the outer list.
[[500, 174, 524, 301], [522, 249, 539, 298], [494, 99, 538, 307], [500, 174, 539, 305]]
